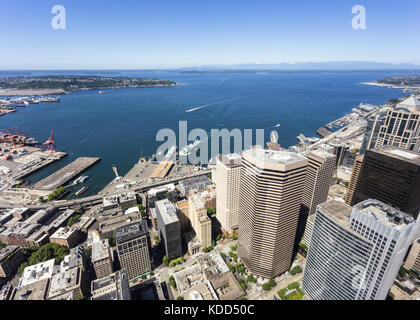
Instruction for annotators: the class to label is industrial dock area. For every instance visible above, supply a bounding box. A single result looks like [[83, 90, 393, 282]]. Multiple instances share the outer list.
[[33, 157, 101, 191]]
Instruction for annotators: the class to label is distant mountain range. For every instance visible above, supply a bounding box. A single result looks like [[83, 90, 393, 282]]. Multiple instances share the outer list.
[[178, 61, 420, 71]]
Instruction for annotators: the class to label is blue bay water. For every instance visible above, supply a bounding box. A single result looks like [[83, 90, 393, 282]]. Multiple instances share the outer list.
[[0, 70, 406, 196]]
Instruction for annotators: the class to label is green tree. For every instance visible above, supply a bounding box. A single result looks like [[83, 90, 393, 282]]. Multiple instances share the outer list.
[[399, 267, 408, 278], [236, 263, 246, 275], [18, 262, 29, 276], [246, 274, 257, 284], [238, 278, 247, 291], [290, 266, 303, 275], [67, 213, 82, 227], [169, 276, 177, 289], [0, 240, 5, 249], [163, 255, 169, 266], [107, 236, 116, 247]]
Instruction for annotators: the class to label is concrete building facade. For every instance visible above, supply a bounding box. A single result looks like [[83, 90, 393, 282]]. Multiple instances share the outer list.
[[155, 199, 182, 260], [115, 221, 152, 280], [375, 95, 420, 152], [212, 154, 242, 231], [238, 148, 308, 279], [188, 194, 212, 249], [92, 239, 114, 279]]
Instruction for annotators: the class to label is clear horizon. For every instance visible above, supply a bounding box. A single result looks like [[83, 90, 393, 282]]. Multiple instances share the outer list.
[[1, 0, 420, 69]]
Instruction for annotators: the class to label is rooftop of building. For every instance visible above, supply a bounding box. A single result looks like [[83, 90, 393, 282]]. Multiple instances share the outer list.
[[19, 259, 55, 288], [179, 175, 212, 188], [48, 209, 76, 228], [210, 271, 245, 301], [59, 245, 85, 271], [103, 194, 119, 207], [217, 153, 242, 167], [189, 193, 205, 210], [146, 183, 176, 197], [115, 220, 148, 244], [155, 199, 179, 225], [120, 191, 136, 202], [243, 147, 307, 165], [184, 281, 217, 301], [92, 239, 111, 263], [354, 199, 416, 228], [13, 278, 49, 301], [372, 146, 420, 166], [98, 210, 141, 235], [176, 199, 189, 211], [0, 245, 20, 263], [50, 227, 78, 240], [91, 270, 131, 300], [309, 149, 336, 159], [0, 221, 40, 238], [395, 95, 420, 112], [317, 200, 353, 229], [48, 266, 81, 299], [8, 207, 30, 215], [172, 264, 205, 293]]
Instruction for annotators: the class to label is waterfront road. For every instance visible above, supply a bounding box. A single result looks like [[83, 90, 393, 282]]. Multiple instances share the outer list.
[[0, 169, 211, 211]]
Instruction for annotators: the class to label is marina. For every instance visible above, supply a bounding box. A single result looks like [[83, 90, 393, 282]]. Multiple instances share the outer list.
[[33, 157, 101, 191]]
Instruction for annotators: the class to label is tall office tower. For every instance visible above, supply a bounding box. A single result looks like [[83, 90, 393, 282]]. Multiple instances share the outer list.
[[92, 239, 114, 279], [360, 109, 388, 155], [375, 95, 420, 152], [302, 200, 419, 300], [404, 238, 420, 274], [350, 146, 420, 218], [295, 150, 335, 252], [115, 221, 152, 280], [155, 199, 182, 260], [212, 153, 242, 232], [188, 193, 212, 249], [301, 150, 336, 217], [344, 155, 364, 205], [238, 148, 307, 279]]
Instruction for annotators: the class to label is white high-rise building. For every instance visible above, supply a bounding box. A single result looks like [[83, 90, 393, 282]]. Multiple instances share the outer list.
[[302, 199, 419, 300], [212, 154, 242, 231]]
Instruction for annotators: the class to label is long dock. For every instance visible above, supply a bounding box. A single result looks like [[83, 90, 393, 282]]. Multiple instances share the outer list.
[[317, 127, 332, 138], [33, 157, 101, 191]]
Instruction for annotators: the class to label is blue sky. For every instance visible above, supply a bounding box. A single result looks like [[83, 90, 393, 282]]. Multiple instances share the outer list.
[[1, 0, 419, 69]]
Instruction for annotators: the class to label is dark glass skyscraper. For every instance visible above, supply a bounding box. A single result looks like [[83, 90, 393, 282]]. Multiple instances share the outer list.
[[350, 146, 420, 218]]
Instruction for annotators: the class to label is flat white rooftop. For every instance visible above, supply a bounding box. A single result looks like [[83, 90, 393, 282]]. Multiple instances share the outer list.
[[244, 148, 306, 164], [387, 149, 419, 160], [19, 259, 55, 288]]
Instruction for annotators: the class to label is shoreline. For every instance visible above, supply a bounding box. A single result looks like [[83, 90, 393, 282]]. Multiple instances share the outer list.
[[0, 83, 180, 97], [361, 82, 420, 90]]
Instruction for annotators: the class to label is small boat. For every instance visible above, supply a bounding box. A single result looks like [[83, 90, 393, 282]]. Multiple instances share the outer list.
[[98, 91, 107, 94], [75, 185, 88, 196], [72, 176, 83, 186], [80, 176, 89, 183]]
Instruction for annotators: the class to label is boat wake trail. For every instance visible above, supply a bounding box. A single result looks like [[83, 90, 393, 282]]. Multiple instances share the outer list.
[[185, 98, 237, 113]]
